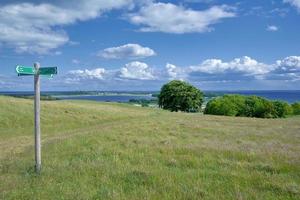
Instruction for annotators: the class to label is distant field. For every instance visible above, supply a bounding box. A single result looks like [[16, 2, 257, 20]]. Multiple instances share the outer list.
[[0, 96, 299, 199]]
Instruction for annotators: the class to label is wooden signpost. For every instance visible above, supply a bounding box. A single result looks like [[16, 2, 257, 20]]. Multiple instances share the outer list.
[[16, 63, 57, 173]]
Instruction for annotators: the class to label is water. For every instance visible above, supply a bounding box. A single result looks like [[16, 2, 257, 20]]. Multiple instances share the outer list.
[[57, 95, 154, 102], [1, 90, 300, 103], [0, 91, 155, 103]]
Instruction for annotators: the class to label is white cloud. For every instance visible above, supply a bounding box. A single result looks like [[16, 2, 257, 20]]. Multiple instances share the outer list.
[[0, 1, 134, 54], [264, 56, 300, 81], [68, 68, 106, 80], [127, 2, 236, 34], [190, 56, 271, 75], [98, 43, 156, 59], [166, 63, 178, 79], [284, 0, 300, 12], [118, 61, 155, 80], [266, 25, 279, 31], [165, 63, 186, 80], [275, 56, 300, 73]]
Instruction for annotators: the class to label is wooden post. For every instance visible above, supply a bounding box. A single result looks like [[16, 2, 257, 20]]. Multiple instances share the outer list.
[[34, 62, 41, 173]]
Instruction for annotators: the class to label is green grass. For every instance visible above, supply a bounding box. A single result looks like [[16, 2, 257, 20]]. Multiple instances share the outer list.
[[0, 96, 299, 200]]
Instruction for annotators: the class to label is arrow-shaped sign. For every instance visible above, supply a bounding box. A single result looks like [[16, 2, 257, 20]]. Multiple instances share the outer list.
[[16, 65, 36, 75]]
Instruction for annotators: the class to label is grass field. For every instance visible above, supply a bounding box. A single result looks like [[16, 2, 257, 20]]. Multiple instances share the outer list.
[[0, 96, 300, 199]]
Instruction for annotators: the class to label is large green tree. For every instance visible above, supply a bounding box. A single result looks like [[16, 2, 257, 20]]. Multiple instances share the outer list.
[[158, 80, 204, 112]]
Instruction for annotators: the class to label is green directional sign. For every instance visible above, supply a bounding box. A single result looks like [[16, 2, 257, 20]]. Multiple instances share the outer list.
[[39, 67, 57, 75], [16, 65, 36, 75], [16, 65, 58, 76]]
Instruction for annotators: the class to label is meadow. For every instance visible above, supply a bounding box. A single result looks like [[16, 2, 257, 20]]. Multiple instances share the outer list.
[[0, 96, 299, 199]]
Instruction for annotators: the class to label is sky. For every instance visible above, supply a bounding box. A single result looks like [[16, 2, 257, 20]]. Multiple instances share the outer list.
[[0, 0, 300, 91]]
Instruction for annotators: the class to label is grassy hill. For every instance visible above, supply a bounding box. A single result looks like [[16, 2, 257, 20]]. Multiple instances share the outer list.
[[0, 96, 299, 199]]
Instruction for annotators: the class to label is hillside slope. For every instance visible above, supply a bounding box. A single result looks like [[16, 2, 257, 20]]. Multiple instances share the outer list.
[[0, 96, 299, 199]]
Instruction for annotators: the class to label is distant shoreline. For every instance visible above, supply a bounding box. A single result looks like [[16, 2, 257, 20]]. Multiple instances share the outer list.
[[1, 90, 300, 103]]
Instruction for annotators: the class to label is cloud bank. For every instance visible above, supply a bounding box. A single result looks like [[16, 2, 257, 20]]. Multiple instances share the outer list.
[[2, 55, 300, 90], [62, 56, 300, 85]]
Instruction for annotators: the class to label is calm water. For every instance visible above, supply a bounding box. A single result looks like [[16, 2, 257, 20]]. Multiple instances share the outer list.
[[1, 90, 300, 103], [57, 95, 154, 102]]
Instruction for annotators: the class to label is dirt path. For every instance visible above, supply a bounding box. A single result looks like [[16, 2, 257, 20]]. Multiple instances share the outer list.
[[0, 117, 143, 160]]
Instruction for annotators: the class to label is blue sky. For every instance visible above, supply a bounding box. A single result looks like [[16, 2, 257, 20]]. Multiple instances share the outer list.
[[0, 0, 300, 91]]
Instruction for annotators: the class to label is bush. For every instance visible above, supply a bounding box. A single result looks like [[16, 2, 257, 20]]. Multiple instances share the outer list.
[[273, 101, 293, 118], [244, 96, 276, 118], [292, 102, 300, 115], [204, 95, 245, 116], [158, 80, 204, 112], [141, 102, 149, 107], [129, 99, 157, 107], [205, 95, 293, 118]]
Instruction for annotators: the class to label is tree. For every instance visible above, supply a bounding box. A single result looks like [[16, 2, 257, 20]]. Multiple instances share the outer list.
[[158, 80, 204, 112]]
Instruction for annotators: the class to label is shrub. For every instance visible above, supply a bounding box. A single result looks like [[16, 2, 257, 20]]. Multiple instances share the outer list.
[[292, 102, 300, 115], [141, 102, 149, 107], [204, 95, 245, 116], [204, 95, 293, 118], [244, 96, 276, 118], [158, 80, 204, 112], [273, 101, 293, 118], [129, 99, 157, 107]]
